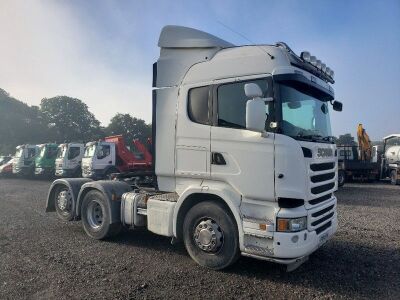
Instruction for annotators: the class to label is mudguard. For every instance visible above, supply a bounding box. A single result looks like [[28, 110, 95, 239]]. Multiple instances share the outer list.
[[75, 180, 133, 224], [46, 178, 93, 213]]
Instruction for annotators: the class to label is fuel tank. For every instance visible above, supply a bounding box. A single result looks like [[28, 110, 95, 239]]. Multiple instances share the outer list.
[[385, 146, 400, 163]]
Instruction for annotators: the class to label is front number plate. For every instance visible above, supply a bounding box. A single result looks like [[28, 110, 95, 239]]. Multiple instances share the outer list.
[[319, 232, 329, 245]]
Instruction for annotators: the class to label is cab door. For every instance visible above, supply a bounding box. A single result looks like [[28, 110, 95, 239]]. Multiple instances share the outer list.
[[175, 84, 211, 192], [94, 143, 115, 170], [210, 76, 275, 202]]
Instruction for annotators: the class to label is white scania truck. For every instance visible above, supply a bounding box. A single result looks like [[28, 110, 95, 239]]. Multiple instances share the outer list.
[[55, 143, 85, 177], [46, 26, 342, 271]]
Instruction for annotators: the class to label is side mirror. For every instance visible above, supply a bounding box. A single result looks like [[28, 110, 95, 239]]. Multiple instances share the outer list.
[[246, 99, 266, 132], [244, 83, 263, 98], [332, 100, 343, 112]]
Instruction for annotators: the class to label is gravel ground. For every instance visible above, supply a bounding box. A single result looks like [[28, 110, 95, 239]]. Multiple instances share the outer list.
[[0, 178, 399, 299]]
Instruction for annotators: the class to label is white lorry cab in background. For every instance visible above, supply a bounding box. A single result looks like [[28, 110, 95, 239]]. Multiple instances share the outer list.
[[81, 140, 116, 179], [55, 143, 85, 177], [12, 144, 39, 177], [46, 26, 343, 271]]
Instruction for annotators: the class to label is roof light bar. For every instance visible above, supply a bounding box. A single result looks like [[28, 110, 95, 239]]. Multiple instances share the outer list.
[[300, 51, 311, 62], [299, 50, 334, 81]]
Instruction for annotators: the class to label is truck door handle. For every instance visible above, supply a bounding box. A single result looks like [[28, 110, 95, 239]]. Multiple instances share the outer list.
[[108, 161, 112, 164], [211, 152, 226, 165]]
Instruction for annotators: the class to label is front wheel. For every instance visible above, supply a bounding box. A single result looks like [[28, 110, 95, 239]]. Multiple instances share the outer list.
[[183, 201, 240, 270], [55, 185, 74, 221], [338, 170, 345, 187], [81, 190, 121, 239]]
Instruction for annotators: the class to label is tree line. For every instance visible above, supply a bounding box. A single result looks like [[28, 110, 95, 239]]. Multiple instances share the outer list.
[[0, 87, 368, 156], [0, 88, 151, 155]]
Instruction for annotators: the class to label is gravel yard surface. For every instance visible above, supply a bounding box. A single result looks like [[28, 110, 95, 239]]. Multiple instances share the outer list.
[[0, 179, 399, 299]]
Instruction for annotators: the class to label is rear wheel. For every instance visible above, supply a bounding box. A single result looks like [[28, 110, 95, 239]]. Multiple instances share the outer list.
[[183, 201, 240, 270], [55, 185, 74, 221], [390, 170, 399, 185], [81, 190, 121, 239], [338, 170, 345, 187]]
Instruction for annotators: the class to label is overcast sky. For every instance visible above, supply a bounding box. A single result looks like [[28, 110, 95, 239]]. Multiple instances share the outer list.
[[0, 0, 399, 140]]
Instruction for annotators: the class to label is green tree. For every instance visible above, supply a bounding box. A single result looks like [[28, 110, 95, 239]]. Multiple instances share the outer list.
[[336, 133, 357, 146], [40, 96, 102, 143], [106, 113, 151, 147], [0, 88, 49, 155]]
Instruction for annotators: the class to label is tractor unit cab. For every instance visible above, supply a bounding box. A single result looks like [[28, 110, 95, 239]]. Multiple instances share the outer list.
[[380, 134, 400, 185], [34, 143, 59, 177], [0, 156, 14, 176], [55, 143, 85, 177], [46, 26, 342, 271], [12, 144, 38, 176], [82, 135, 152, 179]]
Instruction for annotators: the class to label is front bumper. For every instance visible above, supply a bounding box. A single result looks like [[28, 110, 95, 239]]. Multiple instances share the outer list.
[[35, 167, 54, 176], [82, 168, 104, 179], [13, 166, 33, 175], [273, 213, 337, 258], [55, 168, 75, 177], [242, 196, 337, 265]]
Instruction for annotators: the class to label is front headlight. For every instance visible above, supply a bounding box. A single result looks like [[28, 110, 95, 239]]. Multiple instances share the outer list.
[[277, 217, 307, 232]]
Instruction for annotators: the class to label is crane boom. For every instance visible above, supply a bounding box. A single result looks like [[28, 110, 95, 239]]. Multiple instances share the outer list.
[[357, 124, 372, 161]]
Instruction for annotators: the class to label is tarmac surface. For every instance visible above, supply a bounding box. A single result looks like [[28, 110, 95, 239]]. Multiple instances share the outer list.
[[0, 178, 399, 299]]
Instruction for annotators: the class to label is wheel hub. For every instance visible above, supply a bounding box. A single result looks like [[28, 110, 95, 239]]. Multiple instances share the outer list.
[[194, 219, 223, 253], [57, 190, 71, 211], [87, 200, 103, 229]]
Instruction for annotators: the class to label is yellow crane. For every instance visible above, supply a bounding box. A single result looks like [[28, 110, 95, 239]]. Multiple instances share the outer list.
[[357, 124, 372, 161]]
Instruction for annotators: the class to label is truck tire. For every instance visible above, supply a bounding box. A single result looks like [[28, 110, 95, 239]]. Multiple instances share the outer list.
[[183, 201, 240, 270], [390, 170, 399, 185], [54, 185, 74, 221], [81, 190, 121, 239], [338, 170, 345, 187]]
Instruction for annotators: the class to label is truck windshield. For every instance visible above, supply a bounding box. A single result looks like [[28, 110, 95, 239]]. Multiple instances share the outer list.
[[39, 146, 46, 158], [280, 83, 332, 143], [84, 145, 96, 158], [57, 146, 67, 158], [15, 148, 23, 158]]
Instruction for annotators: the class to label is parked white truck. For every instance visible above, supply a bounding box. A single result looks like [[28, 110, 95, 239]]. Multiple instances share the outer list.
[[12, 144, 39, 177], [55, 143, 85, 177], [46, 26, 342, 271]]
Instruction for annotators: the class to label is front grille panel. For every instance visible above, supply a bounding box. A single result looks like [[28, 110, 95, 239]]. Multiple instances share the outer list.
[[311, 182, 335, 194], [309, 193, 332, 205], [308, 200, 336, 234], [316, 221, 331, 234], [311, 172, 335, 183], [310, 162, 335, 171], [312, 204, 335, 217], [311, 212, 334, 226]]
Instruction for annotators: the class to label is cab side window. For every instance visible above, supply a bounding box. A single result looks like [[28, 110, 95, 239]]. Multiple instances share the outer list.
[[217, 79, 270, 129], [68, 147, 81, 160], [188, 86, 210, 125], [97, 145, 111, 159]]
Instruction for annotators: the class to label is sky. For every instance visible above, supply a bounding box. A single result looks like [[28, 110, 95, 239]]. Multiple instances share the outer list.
[[0, 0, 399, 140]]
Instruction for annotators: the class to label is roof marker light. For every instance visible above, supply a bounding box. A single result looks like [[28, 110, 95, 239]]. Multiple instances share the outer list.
[[310, 56, 317, 66], [316, 60, 322, 69], [301, 51, 311, 62], [321, 63, 326, 72], [326, 67, 331, 76], [329, 70, 335, 78]]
